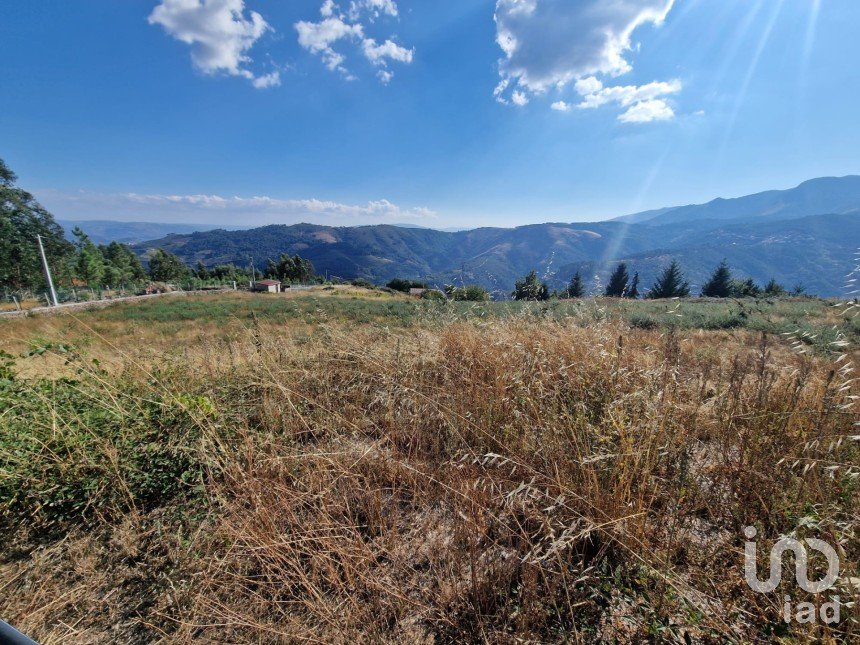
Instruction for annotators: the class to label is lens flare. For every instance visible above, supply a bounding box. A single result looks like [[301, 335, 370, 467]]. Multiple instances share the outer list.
[[712, 0, 786, 179]]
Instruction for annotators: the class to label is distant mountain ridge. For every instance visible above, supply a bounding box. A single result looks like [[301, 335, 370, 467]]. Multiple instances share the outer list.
[[60, 220, 245, 245], [557, 213, 858, 296], [131, 176, 860, 296], [616, 176, 860, 225]]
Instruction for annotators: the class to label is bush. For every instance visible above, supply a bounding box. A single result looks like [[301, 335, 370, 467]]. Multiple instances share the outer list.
[[628, 314, 658, 330], [730, 277, 762, 298], [512, 270, 549, 301], [445, 284, 490, 301], [0, 358, 209, 535], [699, 313, 747, 330], [386, 278, 427, 293], [421, 289, 447, 301]]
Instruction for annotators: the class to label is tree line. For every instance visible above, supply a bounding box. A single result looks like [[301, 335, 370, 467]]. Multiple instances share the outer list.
[[1, 158, 75, 291], [115, 250, 320, 286], [509, 260, 802, 301], [1, 157, 162, 292], [1, 157, 324, 294]]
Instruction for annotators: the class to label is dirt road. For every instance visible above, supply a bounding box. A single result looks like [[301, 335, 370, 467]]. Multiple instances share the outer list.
[[0, 289, 232, 318]]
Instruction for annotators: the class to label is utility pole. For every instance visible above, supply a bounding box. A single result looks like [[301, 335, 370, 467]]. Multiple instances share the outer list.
[[37, 235, 59, 307], [250, 257, 256, 283]]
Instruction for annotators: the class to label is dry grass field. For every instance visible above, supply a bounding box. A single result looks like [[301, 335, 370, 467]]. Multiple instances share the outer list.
[[1, 288, 858, 643]]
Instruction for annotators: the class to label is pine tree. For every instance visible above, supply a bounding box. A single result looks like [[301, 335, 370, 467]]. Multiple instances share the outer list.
[[299, 257, 316, 283], [0, 157, 74, 290], [125, 245, 146, 281], [730, 277, 761, 298], [101, 241, 146, 285], [264, 258, 278, 280], [763, 278, 785, 297], [565, 271, 585, 298], [513, 270, 549, 301], [148, 249, 190, 282], [604, 263, 629, 297], [701, 260, 733, 298], [73, 227, 105, 287], [627, 272, 640, 299], [195, 260, 210, 280], [646, 260, 691, 299], [271, 254, 316, 283]]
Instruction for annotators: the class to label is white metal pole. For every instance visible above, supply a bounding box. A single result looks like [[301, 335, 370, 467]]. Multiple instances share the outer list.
[[37, 235, 59, 307]]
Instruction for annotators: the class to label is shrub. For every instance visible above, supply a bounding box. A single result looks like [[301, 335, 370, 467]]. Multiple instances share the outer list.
[[730, 277, 762, 298], [699, 312, 747, 329], [763, 278, 786, 296], [512, 270, 549, 301], [0, 358, 209, 535], [386, 278, 427, 293], [628, 314, 658, 330], [420, 289, 447, 301], [446, 284, 490, 301]]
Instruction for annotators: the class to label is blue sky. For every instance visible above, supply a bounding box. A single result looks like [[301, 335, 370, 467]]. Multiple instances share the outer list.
[[1, 0, 858, 229]]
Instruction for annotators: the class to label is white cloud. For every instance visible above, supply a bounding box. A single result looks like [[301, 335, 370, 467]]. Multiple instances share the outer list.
[[511, 91, 529, 106], [321, 0, 338, 17], [493, 78, 511, 104], [573, 76, 680, 122], [295, 16, 364, 72], [575, 77, 681, 109], [493, 0, 679, 120], [362, 38, 413, 65], [296, 1, 413, 82], [494, 0, 675, 92], [618, 99, 675, 123], [348, 0, 398, 20], [252, 71, 282, 89], [149, 0, 279, 88], [574, 76, 603, 96], [550, 101, 570, 112], [41, 189, 436, 226]]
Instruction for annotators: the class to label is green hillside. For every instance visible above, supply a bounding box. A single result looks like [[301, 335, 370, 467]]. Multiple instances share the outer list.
[[135, 213, 859, 296]]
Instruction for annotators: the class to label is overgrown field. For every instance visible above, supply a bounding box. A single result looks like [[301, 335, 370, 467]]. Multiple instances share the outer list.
[[1, 289, 858, 643]]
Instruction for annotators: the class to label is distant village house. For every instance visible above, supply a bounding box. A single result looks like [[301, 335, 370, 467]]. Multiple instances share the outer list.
[[252, 280, 282, 293]]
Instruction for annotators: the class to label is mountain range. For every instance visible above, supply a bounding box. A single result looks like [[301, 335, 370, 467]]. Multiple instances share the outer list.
[[615, 176, 860, 224], [59, 220, 244, 245], [125, 176, 860, 296]]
